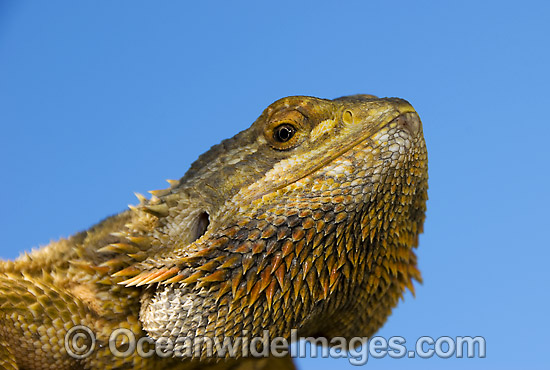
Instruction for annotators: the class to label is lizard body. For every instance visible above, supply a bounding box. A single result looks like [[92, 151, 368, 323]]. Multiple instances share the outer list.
[[0, 95, 428, 369]]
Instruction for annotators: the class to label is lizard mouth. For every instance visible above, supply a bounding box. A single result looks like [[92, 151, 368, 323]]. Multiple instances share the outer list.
[[305, 110, 421, 177], [391, 112, 421, 137], [246, 110, 422, 202]]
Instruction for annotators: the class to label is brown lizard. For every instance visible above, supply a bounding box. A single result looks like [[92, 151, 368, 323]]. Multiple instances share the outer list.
[[0, 94, 428, 369]]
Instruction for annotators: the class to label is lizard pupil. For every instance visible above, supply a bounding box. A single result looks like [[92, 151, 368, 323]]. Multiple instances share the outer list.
[[274, 124, 295, 142]]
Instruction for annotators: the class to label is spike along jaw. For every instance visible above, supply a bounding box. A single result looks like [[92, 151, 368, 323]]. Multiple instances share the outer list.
[[127, 95, 428, 359]]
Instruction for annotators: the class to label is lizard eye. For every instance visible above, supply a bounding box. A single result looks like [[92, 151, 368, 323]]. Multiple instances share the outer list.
[[264, 109, 308, 150], [273, 124, 296, 142]]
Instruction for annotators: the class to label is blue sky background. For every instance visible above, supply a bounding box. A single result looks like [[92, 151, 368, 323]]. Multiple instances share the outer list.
[[0, 1, 549, 369]]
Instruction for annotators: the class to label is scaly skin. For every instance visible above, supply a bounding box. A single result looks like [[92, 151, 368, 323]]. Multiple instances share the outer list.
[[0, 95, 428, 369]]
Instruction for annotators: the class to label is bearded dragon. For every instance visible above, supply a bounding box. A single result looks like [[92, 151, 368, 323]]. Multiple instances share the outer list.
[[0, 94, 428, 370]]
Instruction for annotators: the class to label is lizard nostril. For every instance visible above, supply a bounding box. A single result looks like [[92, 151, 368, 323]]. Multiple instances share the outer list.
[[342, 110, 354, 125]]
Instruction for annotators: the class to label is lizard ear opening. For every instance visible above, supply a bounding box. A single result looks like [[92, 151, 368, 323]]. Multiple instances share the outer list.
[[191, 211, 210, 242]]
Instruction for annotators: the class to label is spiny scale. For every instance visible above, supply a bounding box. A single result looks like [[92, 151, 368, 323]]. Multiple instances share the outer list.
[[0, 95, 427, 369], [132, 96, 427, 360]]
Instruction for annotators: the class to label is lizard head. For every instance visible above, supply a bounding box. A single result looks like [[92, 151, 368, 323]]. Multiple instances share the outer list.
[[111, 94, 428, 359]]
